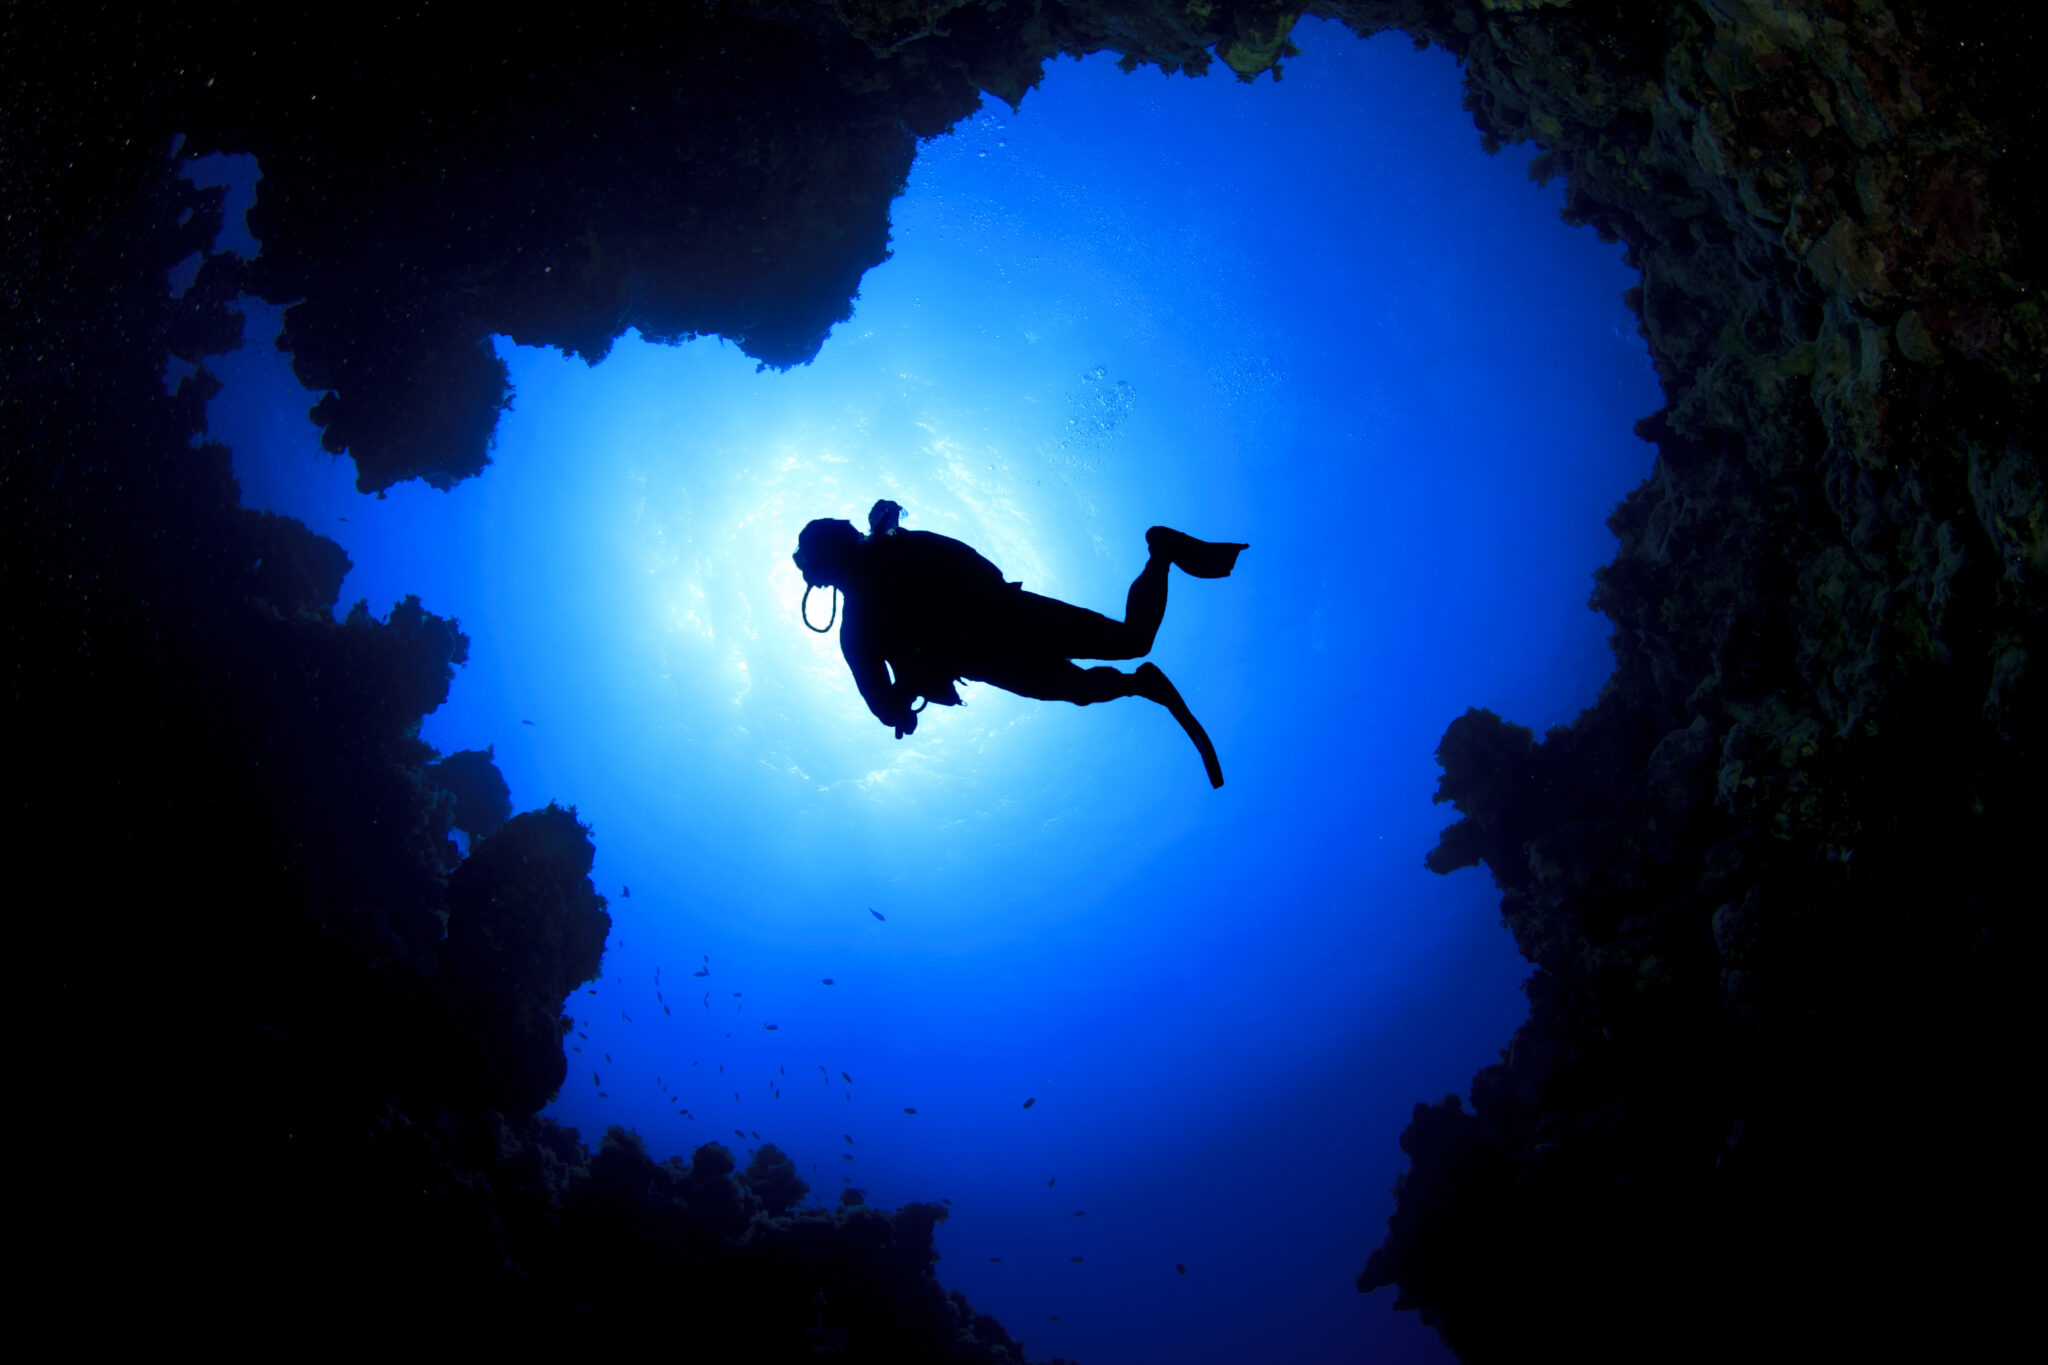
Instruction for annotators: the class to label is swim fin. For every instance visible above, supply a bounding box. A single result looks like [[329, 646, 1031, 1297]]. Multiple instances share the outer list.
[[1146, 527, 1249, 578], [1136, 663, 1224, 788]]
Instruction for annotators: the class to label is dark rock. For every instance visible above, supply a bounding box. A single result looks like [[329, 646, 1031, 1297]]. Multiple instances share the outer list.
[[426, 747, 514, 841]]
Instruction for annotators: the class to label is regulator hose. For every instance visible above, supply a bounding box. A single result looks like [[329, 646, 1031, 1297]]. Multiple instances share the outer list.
[[801, 584, 838, 633]]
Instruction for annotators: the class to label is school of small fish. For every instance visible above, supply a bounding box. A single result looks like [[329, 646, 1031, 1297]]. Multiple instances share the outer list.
[[552, 892, 1191, 1316]]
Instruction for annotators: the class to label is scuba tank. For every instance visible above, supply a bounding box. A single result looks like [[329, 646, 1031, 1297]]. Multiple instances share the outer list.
[[866, 500, 962, 709]]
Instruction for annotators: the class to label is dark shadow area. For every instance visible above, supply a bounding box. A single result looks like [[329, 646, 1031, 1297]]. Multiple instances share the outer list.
[[4, 0, 2040, 1358], [1, 142, 1059, 1363], [428, 746, 514, 840], [795, 500, 1245, 786]]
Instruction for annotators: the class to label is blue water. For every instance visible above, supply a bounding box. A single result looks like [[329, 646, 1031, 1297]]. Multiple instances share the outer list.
[[198, 21, 1657, 1362]]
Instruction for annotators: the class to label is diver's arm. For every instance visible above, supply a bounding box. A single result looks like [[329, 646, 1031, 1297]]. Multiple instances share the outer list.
[[841, 612, 918, 737]]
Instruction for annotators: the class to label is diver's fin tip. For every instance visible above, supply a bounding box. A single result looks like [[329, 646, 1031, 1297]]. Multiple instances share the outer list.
[[1147, 527, 1249, 578], [1138, 662, 1225, 787]]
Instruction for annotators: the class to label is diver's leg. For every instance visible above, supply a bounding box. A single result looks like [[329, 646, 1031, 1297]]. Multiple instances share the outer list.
[[1118, 549, 1170, 657], [1005, 551, 1167, 662], [1008, 591, 1151, 662], [966, 656, 1224, 787], [1064, 528, 1250, 659], [968, 656, 1136, 705], [1003, 528, 1246, 662]]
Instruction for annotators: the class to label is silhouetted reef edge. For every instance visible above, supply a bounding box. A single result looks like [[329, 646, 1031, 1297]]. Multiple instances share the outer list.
[[3, 0, 2038, 1358]]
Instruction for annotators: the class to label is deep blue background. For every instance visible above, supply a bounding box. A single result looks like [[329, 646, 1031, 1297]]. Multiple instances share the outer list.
[[194, 21, 1659, 1362]]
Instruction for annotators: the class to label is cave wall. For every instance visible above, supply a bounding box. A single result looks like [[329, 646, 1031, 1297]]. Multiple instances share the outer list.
[[1339, 1, 2041, 1356], [4, 0, 2038, 1357], [0, 133, 1060, 1358]]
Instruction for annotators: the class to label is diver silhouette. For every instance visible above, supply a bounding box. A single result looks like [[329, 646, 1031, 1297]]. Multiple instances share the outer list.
[[793, 500, 1247, 787]]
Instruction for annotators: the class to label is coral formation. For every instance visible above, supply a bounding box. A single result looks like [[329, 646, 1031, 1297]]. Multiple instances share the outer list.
[[426, 746, 514, 840], [438, 804, 612, 1114]]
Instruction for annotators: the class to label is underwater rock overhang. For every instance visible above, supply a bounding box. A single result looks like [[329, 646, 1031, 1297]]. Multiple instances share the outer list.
[[3, 0, 2040, 1357]]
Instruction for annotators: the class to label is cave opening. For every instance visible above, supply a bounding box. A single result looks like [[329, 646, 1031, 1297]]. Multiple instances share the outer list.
[[10, 0, 2037, 1355], [193, 19, 1659, 1363]]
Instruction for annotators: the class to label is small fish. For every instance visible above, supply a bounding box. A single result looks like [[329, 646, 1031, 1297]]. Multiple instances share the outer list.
[[752, 1131, 759, 1139], [663, 1005, 670, 1016], [818, 1065, 827, 1075], [1073, 1210, 1085, 1218], [903, 1107, 917, 1115], [1022, 1098, 1036, 1109], [822, 978, 834, 985], [842, 1153, 853, 1161], [841, 1071, 852, 1084], [702, 993, 709, 1007], [598, 1092, 607, 1097], [988, 1257, 1002, 1264], [733, 992, 742, 997], [571, 1046, 581, 1053], [1049, 1315, 1060, 1322], [621, 1012, 632, 1023], [692, 1060, 699, 1067], [774, 1088, 779, 1097], [942, 1198, 952, 1206], [764, 1024, 778, 1031], [1070, 1257, 1084, 1264], [605, 1054, 612, 1063], [694, 970, 708, 978], [1048, 1178, 1055, 1187], [337, 516, 349, 522], [622, 886, 631, 898], [844, 1135, 853, 1144], [735, 1130, 745, 1138], [593, 1073, 600, 1084], [1176, 1264, 1187, 1275], [521, 719, 534, 726], [718, 1065, 723, 1074], [576, 1032, 588, 1041], [779, 1066, 785, 1075], [680, 1109, 692, 1118], [733, 1091, 740, 1100], [585, 989, 596, 996], [870, 909, 885, 921]]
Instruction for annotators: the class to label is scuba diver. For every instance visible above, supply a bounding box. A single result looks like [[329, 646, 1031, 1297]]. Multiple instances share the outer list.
[[793, 500, 1247, 787]]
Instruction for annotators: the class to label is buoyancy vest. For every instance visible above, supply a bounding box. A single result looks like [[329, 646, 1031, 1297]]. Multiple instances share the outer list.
[[860, 530, 1015, 704]]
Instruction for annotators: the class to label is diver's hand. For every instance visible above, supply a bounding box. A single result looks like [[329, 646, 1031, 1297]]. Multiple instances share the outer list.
[[892, 707, 918, 740]]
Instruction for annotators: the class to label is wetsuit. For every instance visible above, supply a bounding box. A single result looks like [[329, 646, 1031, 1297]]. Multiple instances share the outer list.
[[839, 529, 1170, 731]]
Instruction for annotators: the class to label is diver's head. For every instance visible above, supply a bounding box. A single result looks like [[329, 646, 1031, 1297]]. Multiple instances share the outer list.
[[793, 517, 862, 589]]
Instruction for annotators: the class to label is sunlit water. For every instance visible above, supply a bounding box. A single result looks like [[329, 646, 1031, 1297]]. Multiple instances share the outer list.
[[200, 20, 1658, 1362]]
